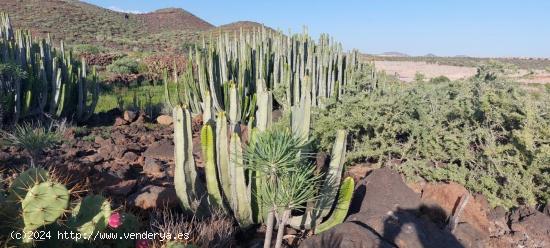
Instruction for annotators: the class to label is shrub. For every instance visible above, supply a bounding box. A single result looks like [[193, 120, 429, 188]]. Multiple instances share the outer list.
[[107, 57, 141, 74], [312, 77, 550, 208], [71, 44, 108, 55], [429, 75, 450, 84], [0, 121, 63, 165], [414, 72, 426, 82]]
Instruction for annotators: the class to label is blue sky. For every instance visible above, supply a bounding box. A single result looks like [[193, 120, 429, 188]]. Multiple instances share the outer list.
[[83, 0, 550, 58]]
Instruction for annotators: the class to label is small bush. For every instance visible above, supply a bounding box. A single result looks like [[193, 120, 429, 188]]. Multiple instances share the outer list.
[[429, 75, 450, 84], [0, 121, 63, 165], [414, 72, 426, 82], [107, 57, 141, 74]]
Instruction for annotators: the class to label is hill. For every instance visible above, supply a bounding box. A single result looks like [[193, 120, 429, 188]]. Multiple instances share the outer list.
[[379, 51, 410, 57], [0, 0, 214, 52]]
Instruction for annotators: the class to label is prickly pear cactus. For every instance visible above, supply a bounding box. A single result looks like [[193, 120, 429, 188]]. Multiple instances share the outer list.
[[8, 168, 49, 202], [21, 181, 69, 231], [68, 195, 112, 238], [104, 213, 141, 248]]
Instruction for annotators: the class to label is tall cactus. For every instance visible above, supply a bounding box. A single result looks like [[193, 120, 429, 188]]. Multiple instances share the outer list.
[[289, 130, 349, 230], [173, 105, 207, 215], [0, 12, 98, 124]]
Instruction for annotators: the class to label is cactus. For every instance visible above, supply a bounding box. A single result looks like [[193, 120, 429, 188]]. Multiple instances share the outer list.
[[68, 195, 112, 238], [8, 168, 49, 202], [173, 105, 208, 215], [316, 177, 354, 233], [215, 111, 232, 204], [229, 132, 253, 227], [0, 12, 98, 123], [201, 123, 224, 208], [21, 182, 69, 232], [290, 130, 348, 230]]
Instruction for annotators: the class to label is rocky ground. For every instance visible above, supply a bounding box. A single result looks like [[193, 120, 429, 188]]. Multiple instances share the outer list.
[[1, 110, 549, 248]]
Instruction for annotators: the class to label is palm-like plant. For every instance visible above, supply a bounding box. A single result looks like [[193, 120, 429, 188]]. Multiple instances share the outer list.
[[246, 129, 322, 248]]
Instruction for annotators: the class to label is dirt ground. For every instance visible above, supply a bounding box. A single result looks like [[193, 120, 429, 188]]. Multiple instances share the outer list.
[[374, 60, 550, 84], [374, 61, 477, 82]]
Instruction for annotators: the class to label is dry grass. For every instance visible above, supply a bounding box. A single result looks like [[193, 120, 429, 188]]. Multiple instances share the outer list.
[[149, 208, 236, 248]]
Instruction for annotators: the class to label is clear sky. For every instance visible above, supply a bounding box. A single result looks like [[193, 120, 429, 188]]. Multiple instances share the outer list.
[[82, 0, 550, 58]]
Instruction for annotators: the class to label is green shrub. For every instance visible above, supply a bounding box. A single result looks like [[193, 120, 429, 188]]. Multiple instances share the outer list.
[[312, 77, 550, 208], [414, 72, 426, 82], [429, 75, 450, 84], [71, 44, 108, 55], [107, 57, 141, 74]]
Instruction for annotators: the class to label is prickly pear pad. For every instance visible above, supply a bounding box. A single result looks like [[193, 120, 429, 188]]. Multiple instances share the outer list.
[[21, 182, 69, 231], [68, 195, 112, 237], [8, 168, 49, 202]]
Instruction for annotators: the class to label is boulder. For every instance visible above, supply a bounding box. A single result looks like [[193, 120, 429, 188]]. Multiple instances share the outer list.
[[123, 110, 137, 122], [122, 151, 139, 163], [156, 115, 173, 125], [143, 158, 166, 179], [420, 183, 490, 237], [302, 168, 464, 248], [143, 141, 174, 161], [105, 179, 137, 196], [128, 185, 178, 210], [114, 117, 129, 126], [300, 222, 395, 248], [507, 206, 550, 247]]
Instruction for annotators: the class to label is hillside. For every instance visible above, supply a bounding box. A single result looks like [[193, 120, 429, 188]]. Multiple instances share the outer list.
[[0, 0, 214, 52]]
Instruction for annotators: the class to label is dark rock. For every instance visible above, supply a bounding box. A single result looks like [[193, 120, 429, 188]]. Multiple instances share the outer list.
[[122, 152, 139, 163], [350, 167, 421, 215], [134, 112, 147, 124], [508, 206, 550, 247], [114, 117, 129, 126], [143, 141, 174, 160], [128, 185, 178, 210], [85, 154, 104, 163], [123, 110, 137, 122], [143, 158, 166, 179], [420, 183, 490, 237], [300, 222, 395, 248], [126, 143, 142, 153], [488, 206, 509, 237], [543, 203, 550, 217], [304, 168, 465, 248], [105, 179, 137, 196]]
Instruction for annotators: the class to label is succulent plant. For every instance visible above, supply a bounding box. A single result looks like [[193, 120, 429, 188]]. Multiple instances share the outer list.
[[68, 195, 112, 238], [21, 181, 69, 232], [0, 12, 98, 124]]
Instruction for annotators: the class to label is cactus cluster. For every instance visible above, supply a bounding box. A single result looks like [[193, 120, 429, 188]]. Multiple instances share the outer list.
[[0, 168, 118, 246], [169, 28, 360, 235], [165, 27, 362, 125], [0, 13, 98, 125], [173, 106, 353, 233]]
